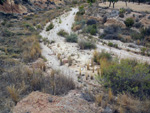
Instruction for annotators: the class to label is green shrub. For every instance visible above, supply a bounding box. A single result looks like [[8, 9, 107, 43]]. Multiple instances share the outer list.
[[108, 42, 113, 47], [119, 8, 126, 14], [2, 29, 14, 37], [141, 27, 150, 36], [24, 23, 35, 32], [124, 18, 134, 27], [90, 28, 97, 35], [72, 0, 77, 4], [78, 39, 96, 49], [57, 29, 68, 37], [131, 32, 143, 40], [36, 24, 42, 29], [98, 59, 150, 99], [93, 50, 112, 64], [83, 24, 97, 35], [65, 33, 78, 43], [141, 47, 147, 55], [87, 0, 96, 3], [46, 23, 54, 31], [77, 5, 85, 15]]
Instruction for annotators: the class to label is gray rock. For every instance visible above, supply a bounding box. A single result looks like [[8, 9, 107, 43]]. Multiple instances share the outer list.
[[108, 10, 119, 18], [48, 97, 53, 103], [103, 106, 113, 113]]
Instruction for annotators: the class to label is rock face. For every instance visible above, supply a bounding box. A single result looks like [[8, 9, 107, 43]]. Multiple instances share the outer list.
[[0, 0, 65, 14], [13, 90, 98, 113], [0, 0, 27, 14]]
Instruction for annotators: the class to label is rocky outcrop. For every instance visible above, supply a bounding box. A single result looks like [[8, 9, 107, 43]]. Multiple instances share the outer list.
[[13, 90, 99, 113], [0, 0, 27, 14], [0, 0, 65, 14]]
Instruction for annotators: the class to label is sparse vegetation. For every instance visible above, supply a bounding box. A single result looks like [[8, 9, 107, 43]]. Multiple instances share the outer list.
[[93, 50, 112, 64], [77, 5, 85, 15], [57, 29, 68, 37], [0, 66, 75, 112], [65, 33, 78, 42], [98, 58, 150, 99], [124, 18, 134, 28], [1, 1, 150, 113], [83, 24, 97, 35], [78, 39, 96, 49], [0, 7, 72, 112], [46, 23, 54, 31], [22, 35, 41, 62]]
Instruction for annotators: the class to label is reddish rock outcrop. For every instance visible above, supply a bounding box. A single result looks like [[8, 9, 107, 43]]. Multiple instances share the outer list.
[[13, 90, 98, 113]]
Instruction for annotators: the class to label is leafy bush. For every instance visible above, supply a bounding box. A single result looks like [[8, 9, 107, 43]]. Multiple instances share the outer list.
[[72, 0, 77, 4], [98, 59, 150, 98], [107, 42, 118, 48], [57, 29, 68, 37], [131, 32, 143, 40], [141, 47, 147, 55], [119, 8, 125, 18], [78, 39, 96, 49], [119, 8, 126, 14], [101, 25, 121, 40], [108, 42, 113, 47], [87, 0, 96, 3], [134, 22, 142, 28], [93, 50, 112, 64], [75, 19, 86, 26], [65, 33, 78, 43], [104, 25, 120, 34], [46, 23, 54, 31], [141, 27, 150, 36], [86, 19, 96, 25], [24, 23, 35, 32], [124, 18, 134, 27], [83, 24, 97, 35], [77, 5, 85, 15]]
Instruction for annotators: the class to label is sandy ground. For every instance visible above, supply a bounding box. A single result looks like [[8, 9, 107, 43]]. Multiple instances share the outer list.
[[99, 1, 150, 12], [40, 7, 150, 84]]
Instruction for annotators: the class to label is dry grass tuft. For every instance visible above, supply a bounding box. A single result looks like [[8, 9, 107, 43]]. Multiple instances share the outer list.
[[116, 94, 150, 112], [87, 61, 90, 70], [108, 88, 113, 102], [22, 35, 41, 62], [68, 56, 72, 66], [7, 85, 20, 104], [95, 94, 103, 106], [79, 67, 81, 76]]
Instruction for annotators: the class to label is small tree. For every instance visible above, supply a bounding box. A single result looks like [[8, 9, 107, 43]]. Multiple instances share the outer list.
[[108, 0, 118, 8], [87, 0, 96, 3]]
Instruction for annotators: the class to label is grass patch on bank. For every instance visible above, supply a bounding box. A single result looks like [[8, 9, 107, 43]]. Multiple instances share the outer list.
[[46, 23, 54, 31]]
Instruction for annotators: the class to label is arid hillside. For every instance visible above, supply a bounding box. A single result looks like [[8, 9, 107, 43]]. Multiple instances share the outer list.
[[0, 0, 150, 113]]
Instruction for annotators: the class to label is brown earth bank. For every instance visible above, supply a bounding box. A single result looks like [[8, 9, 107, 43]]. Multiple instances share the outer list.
[[13, 90, 99, 113]]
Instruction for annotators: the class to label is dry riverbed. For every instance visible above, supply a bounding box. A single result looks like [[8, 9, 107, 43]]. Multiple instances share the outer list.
[[40, 7, 150, 87]]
